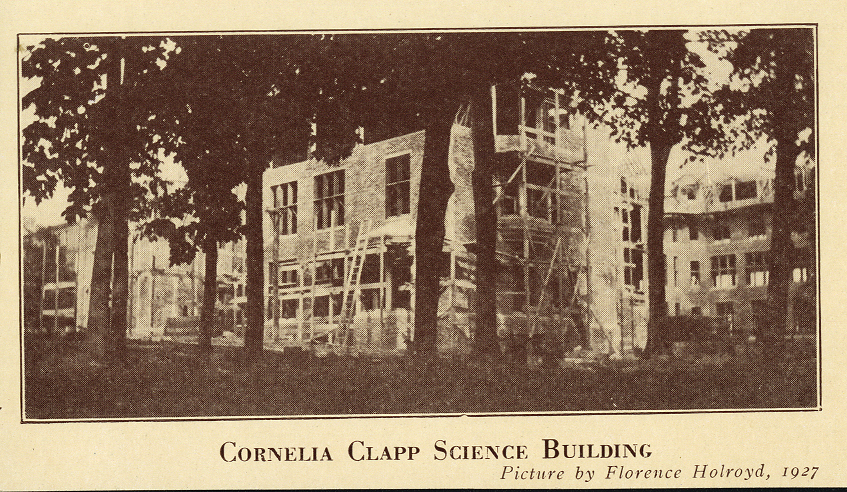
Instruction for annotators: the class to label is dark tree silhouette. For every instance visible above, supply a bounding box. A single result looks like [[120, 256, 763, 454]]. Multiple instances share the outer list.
[[22, 36, 172, 360], [709, 28, 815, 353]]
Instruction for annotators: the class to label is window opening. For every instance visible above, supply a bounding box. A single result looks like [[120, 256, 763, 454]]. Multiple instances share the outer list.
[[314, 170, 344, 229], [711, 254, 736, 289], [271, 181, 297, 235], [690, 260, 700, 286], [386, 154, 411, 217], [746, 251, 769, 287]]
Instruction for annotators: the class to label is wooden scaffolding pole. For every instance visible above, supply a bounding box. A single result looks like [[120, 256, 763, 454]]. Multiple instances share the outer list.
[[270, 210, 280, 340]]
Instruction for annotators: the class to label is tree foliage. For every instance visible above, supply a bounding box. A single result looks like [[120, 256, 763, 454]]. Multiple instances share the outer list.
[[707, 28, 815, 350], [22, 36, 173, 358], [143, 35, 366, 364]]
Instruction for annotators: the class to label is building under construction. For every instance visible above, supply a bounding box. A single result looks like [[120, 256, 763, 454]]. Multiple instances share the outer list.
[[263, 83, 650, 357], [22, 216, 248, 340], [663, 151, 816, 337]]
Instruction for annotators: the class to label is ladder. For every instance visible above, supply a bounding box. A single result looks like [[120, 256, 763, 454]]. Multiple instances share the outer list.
[[529, 236, 561, 337], [336, 218, 372, 347]]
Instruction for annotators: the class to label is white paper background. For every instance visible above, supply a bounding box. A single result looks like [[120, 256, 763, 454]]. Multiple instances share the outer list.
[[2, 1, 843, 488]]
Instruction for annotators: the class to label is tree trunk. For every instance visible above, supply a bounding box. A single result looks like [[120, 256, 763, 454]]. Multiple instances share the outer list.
[[412, 103, 458, 357], [244, 151, 266, 366], [764, 38, 804, 357], [644, 140, 672, 356], [199, 236, 218, 355], [86, 200, 114, 358], [765, 130, 795, 356], [86, 41, 132, 361], [470, 83, 499, 355], [86, 44, 122, 358], [109, 194, 130, 361]]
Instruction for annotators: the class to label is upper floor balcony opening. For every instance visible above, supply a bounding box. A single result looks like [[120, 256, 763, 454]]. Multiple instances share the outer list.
[[493, 83, 584, 164]]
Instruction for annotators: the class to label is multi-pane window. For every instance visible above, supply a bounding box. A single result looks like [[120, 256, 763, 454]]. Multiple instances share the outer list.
[[794, 167, 806, 192], [360, 288, 381, 311], [746, 251, 769, 287], [718, 180, 757, 202], [313, 296, 329, 318], [269, 266, 298, 288], [711, 254, 736, 289], [271, 181, 297, 235], [280, 269, 298, 286], [386, 154, 411, 217], [620, 205, 642, 243], [749, 217, 766, 240], [623, 247, 643, 291], [314, 170, 344, 229], [56, 287, 75, 310], [523, 92, 566, 144], [315, 258, 345, 285], [792, 247, 811, 283], [541, 98, 557, 144], [57, 246, 75, 282], [500, 179, 520, 215], [690, 260, 700, 286], [713, 223, 731, 242], [621, 177, 636, 199], [671, 256, 678, 287]]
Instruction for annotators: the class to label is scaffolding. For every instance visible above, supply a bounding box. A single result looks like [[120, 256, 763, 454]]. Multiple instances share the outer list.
[[489, 82, 593, 352]]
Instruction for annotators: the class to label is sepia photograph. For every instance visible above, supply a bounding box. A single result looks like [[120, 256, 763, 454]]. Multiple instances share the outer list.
[[19, 27, 818, 420]]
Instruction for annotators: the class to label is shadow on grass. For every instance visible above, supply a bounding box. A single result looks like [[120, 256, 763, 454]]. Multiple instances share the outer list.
[[24, 336, 818, 419]]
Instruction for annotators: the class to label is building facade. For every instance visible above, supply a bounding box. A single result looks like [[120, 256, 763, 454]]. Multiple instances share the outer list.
[[263, 85, 650, 356], [663, 152, 816, 337], [23, 217, 247, 339]]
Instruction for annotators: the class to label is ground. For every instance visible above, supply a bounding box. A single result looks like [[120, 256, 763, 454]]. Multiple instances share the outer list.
[[24, 336, 817, 419]]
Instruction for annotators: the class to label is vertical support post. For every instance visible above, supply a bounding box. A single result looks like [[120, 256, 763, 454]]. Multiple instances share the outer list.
[[54, 234, 59, 335], [150, 255, 156, 334], [75, 227, 81, 332], [310, 214, 317, 342], [584, 172, 593, 348], [39, 237, 46, 334], [126, 234, 133, 336], [449, 197, 457, 335], [522, 156, 531, 335], [379, 234, 385, 337], [520, 85, 531, 335], [297, 263, 303, 343], [190, 243, 196, 317], [554, 91, 564, 328], [271, 210, 280, 340], [172, 274, 178, 319], [491, 84, 498, 144]]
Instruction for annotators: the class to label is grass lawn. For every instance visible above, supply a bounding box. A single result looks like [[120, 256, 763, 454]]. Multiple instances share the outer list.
[[23, 336, 818, 419]]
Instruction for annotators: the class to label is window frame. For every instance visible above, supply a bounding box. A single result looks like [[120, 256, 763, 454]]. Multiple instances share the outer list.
[[314, 169, 345, 230], [385, 153, 412, 218], [745, 251, 769, 287], [711, 254, 737, 289], [271, 181, 298, 235]]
